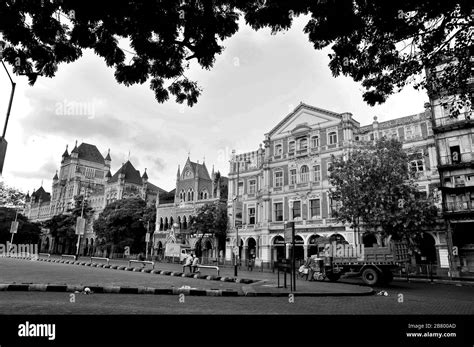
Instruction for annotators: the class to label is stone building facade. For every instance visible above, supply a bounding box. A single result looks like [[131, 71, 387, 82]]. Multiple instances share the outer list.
[[226, 102, 446, 270]]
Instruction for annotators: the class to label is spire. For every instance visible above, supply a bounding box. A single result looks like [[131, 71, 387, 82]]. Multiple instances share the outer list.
[[212, 164, 215, 176], [142, 168, 148, 180], [105, 148, 111, 161], [105, 170, 112, 179], [53, 170, 58, 180], [177, 165, 181, 178], [62, 144, 69, 157]]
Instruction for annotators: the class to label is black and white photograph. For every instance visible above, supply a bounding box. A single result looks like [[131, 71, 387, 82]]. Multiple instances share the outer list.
[[0, 0, 473, 345]]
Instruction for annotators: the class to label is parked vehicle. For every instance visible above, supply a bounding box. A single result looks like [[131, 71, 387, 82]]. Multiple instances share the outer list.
[[312, 240, 410, 285], [164, 243, 191, 262]]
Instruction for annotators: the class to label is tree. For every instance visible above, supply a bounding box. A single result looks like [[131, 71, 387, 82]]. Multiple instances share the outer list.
[[328, 138, 438, 244], [1, 1, 470, 110], [190, 202, 227, 254], [0, 182, 26, 208], [0, 207, 41, 244], [93, 197, 147, 255]]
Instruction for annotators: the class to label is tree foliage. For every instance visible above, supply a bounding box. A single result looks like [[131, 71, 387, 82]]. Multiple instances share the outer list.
[[0, 182, 26, 208], [93, 197, 148, 254], [0, 1, 470, 110], [190, 202, 227, 251], [328, 138, 438, 242], [0, 207, 41, 244]]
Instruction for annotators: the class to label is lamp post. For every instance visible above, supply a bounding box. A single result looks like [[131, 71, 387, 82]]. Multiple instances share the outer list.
[[145, 220, 150, 260], [9, 208, 19, 249], [232, 158, 250, 277], [75, 184, 91, 260], [0, 42, 17, 175]]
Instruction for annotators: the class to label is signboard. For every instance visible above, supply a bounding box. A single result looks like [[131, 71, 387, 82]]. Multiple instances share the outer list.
[[75, 217, 86, 235], [10, 221, 18, 234], [0, 137, 7, 175], [233, 246, 239, 255], [165, 243, 182, 258], [145, 233, 150, 243], [439, 249, 449, 268], [284, 221, 294, 243], [234, 201, 243, 226]]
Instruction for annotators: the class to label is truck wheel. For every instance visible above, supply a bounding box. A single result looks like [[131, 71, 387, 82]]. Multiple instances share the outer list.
[[326, 272, 341, 282], [362, 268, 380, 286]]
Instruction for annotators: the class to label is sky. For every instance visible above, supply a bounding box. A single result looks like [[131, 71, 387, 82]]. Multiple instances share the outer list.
[[0, 14, 429, 194]]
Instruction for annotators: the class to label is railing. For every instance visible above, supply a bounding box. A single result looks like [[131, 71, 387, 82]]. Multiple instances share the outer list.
[[433, 112, 473, 128], [38, 253, 51, 258], [61, 254, 76, 260], [439, 152, 474, 166], [444, 201, 474, 213]]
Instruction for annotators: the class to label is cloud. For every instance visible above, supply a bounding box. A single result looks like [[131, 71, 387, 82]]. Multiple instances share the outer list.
[[10, 159, 57, 181]]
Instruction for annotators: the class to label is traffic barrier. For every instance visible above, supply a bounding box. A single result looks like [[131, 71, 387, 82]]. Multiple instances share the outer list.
[[38, 253, 51, 258], [61, 254, 76, 261], [90, 257, 110, 266], [128, 260, 155, 269]]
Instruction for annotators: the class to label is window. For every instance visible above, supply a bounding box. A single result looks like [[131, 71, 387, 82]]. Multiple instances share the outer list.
[[310, 199, 321, 218], [298, 138, 308, 150], [405, 124, 421, 140], [408, 152, 424, 173], [288, 141, 295, 152], [274, 202, 283, 221], [248, 207, 256, 225], [274, 143, 283, 155], [370, 133, 374, 141], [289, 169, 297, 185], [311, 136, 320, 148], [274, 171, 283, 187], [329, 198, 338, 217], [292, 201, 301, 219], [313, 165, 321, 182], [248, 180, 256, 194], [238, 181, 244, 195], [328, 131, 337, 145], [300, 165, 309, 183]]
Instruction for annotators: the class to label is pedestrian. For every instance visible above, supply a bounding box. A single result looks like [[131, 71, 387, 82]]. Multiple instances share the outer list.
[[191, 254, 200, 273], [183, 253, 193, 273]]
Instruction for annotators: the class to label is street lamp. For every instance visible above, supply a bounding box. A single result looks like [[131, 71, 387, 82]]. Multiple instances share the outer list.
[[0, 41, 17, 175], [232, 158, 250, 277], [75, 183, 91, 260]]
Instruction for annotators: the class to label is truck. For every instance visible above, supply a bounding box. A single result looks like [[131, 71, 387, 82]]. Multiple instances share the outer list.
[[164, 243, 192, 262], [310, 239, 410, 285]]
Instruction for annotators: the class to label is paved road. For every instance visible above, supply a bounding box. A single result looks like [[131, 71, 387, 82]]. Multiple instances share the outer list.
[[0, 280, 473, 314]]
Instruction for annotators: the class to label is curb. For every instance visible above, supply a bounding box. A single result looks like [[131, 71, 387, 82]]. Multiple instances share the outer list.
[[393, 277, 474, 287]]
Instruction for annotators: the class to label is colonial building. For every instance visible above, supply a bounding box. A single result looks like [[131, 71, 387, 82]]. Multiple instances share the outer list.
[[154, 157, 227, 260], [428, 59, 474, 277], [227, 102, 446, 271], [24, 141, 166, 256]]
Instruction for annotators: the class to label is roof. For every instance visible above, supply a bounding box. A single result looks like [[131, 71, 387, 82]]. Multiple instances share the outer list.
[[158, 189, 176, 204], [146, 181, 167, 195], [266, 102, 343, 137], [186, 158, 211, 180], [72, 143, 105, 164], [31, 186, 51, 203], [358, 110, 431, 133], [109, 161, 143, 185]]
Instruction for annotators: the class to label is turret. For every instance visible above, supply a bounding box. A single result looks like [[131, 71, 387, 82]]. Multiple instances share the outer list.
[[105, 149, 111, 168], [61, 145, 69, 163], [142, 168, 148, 184], [53, 171, 59, 184], [70, 140, 79, 159]]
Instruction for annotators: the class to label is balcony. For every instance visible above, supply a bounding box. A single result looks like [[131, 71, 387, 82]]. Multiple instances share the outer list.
[[439, 152, 474, 169], [443, 201, 474, 215], [296, 148, 308, 157], [433, 112, 474, 132]]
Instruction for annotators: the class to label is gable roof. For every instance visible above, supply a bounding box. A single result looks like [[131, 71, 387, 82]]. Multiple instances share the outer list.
[[266, 102, 343, 137], [109, 161, 142, 185], [146, 182, 167, 195], [74, 143, 105, 164], [31, 186, 51, 203], [183, 158, 211, 180]]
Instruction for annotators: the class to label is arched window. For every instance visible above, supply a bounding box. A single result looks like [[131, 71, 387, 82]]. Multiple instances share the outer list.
[[300, 165, 309, 182], [187, 190, 191, 201], [164, 217, 169, 231], [183, 216, 187, 229]]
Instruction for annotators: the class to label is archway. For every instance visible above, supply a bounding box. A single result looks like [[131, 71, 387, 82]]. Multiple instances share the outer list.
[[294, 235, 304, 262], [307, 234, 322, 256], [44, 237, 50, 253], [247, 237, 257, 261], [202, 239, 213, 260], [84, 238, 88, 256], [415, 233, 437, 264], [183, 216, 187, 229], [272, 236, 285, 262], [329, 234, 347, 244], [157, 241, 163, 259]]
